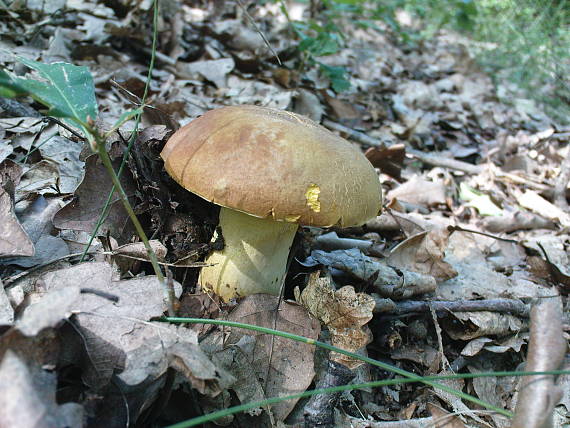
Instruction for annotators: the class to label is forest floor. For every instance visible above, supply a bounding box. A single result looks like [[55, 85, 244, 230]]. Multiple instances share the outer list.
[[0, 1, 569, 427]]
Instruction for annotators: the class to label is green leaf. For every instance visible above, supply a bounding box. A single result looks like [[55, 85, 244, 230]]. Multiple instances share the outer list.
[[319, 63, 351, 92], [299, 33, 340, 57], [459, 182, 503, 216], [0, 58, 97, 129]]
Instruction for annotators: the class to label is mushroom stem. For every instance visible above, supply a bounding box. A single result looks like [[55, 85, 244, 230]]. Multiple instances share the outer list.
[[199, 207, 298, 302]]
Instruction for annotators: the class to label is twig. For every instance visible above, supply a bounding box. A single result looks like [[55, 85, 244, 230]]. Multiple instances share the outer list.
[[447, 225, 520, 244], [322, 119, 386, 148], [236, 0, 282, 65], [43, 116, 86, 140], [2, 250, 97, 287], [374, 298, 531, 318], [303, 360, 355, 427]]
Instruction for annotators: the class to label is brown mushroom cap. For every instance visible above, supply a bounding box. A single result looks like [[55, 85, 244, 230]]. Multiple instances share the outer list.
[[161, 105, 382, 227]]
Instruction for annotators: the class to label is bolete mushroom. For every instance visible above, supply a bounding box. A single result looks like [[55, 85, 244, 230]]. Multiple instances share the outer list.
[[161, 105, 382, 301]]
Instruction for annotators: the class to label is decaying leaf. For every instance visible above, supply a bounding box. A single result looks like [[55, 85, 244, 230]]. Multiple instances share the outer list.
[[0, 350, 83, 428], [388, 228, 458, 283], [296, 272, 375, 369], [442, 311, 527, 341], [0, 280, 13, 323], [201, 294, 320, 422], [459, 182, 503, 216], [516, 189, 570, 227], [8, 260, 232, 428], [53, 153, 136, 243], [0, 187, 34, 258], [386, 175, 447, 208]]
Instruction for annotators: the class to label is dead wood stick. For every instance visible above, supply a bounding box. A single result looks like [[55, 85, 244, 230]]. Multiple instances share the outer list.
[[373, 297, 531, 318], [512, 296, 567, 428], [303, 360, 355, 427]]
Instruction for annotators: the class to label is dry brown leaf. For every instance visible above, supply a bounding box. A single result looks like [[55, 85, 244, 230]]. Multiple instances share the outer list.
[[427, 403, 467, 428], [481, 211, 555, 233], [442, 311, 526, 341], [364, 143, 406, 179], [53, 153, 136, 243], [386, 175, 447, 208], [296, 272, 375, 369], [0, 188, 34, 258], [17, 262, 230, 397], [515, 189, 570, 227], [205, 294, 320, 422], [388, 229, 457, 282]]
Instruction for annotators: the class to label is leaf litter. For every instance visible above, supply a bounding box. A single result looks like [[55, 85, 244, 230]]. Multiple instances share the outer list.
[[0, 1, 569, 427]]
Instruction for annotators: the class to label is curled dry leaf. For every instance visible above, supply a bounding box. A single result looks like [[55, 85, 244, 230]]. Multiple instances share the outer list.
[[295, 272, 375, 369], [512, 296, 567, 428], [388, 228, 458, 283], [442, 311, 527, 341]]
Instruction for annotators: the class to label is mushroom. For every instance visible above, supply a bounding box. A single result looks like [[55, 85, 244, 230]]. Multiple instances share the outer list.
[[161, 105, 382, 301]]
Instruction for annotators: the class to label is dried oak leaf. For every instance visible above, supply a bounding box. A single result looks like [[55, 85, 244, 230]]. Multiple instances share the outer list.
[[388, 228, 457, 282], [295, 272, 375, 369]]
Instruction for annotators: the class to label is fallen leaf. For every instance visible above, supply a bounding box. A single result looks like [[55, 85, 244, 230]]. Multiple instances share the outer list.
[[442, 311, 526, 340], [296, 272, 375, 369], [387, 175, 447, 208], [0, 187, 34, 258], [459, 182, 503, 216], [53, 153, 136, 243], [0, 350, 83, 428], [203, 294, 320, 421], [388, 229, 458, 282]]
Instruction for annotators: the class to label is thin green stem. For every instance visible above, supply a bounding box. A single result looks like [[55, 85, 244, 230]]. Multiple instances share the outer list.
[[94, 131, 168, 311], [166, 369, 569, 428], [80, 0, 160, 262]]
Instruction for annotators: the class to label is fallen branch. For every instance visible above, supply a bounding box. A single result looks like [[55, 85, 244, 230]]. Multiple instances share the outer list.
[[373, 297, 531, 318]]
